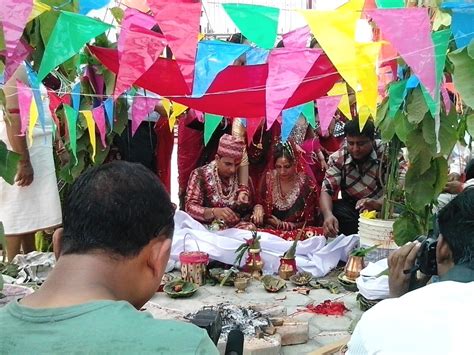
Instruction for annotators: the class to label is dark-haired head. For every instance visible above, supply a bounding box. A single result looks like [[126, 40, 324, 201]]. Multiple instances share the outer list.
[[344, 117, 375, 140], [438, 187, 474, 267], [273, 142, 295, 165], [228, 33, 246, 44], [465, 159, 474, 181], [60, 161, 175, 258]]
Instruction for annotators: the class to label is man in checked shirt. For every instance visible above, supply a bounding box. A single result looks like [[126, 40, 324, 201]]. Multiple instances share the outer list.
[[320, 118, 386, 237]]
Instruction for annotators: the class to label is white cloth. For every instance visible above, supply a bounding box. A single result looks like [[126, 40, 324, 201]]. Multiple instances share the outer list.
[[448, 142, 472, 176], [347, 281, 474, 355], [171, 211, 358, 276], [0, 86, 62, 234], [11, 251, 55, 284], [356, 258, 390, 300]]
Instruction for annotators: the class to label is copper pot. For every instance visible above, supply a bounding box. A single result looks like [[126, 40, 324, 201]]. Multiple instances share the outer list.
[[344, 256, 365, 281], [278, 257, 297, 280]]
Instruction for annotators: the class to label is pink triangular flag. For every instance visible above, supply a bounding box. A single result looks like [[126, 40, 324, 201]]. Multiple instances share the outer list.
[[282, 25, 310, 48], [147, 0, 201, 92], [366, 8, 436, 98], [114, 24, 167, 99], [16, 80, 32, 136], [5, 39, 32, 81], [246, 117, 264, 145], [0, 0, 33, 58], [266, 48, 322, 129], [441, 84, 451, 113], [316, 95, 342, 136], [93, 105, 107, 147], [118, 8, 159, 55], [131, 95, 159, 136]]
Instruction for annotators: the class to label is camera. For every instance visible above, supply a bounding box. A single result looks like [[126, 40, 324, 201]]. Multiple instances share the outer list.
[[415, 236, 438, 276]]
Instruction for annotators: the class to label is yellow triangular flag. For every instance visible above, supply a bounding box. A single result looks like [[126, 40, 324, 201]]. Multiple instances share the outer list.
[[168, 101, 188, 132], [28, 0, 51, 22], [355, 42, 382, 131], [81, 110, 96, 162], [198, 33, 205, 41], [299, 7, 361, 91], [161, 98, 172, 118], [339, 0, 365, 12], [28, 100, 38, 146], [328, 82, 352, 120]]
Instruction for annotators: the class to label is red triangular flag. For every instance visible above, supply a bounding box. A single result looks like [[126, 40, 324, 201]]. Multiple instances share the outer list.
[[113, 24, 167, 99], [266, 48, 322, 129], [246, 117, 264, 146], [147, 0, 201, 93]]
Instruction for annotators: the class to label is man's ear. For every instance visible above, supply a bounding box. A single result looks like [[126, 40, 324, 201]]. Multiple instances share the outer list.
[[52, 228, 64, 260], [147, 237, 172, 278], [437, 235, 454, 266]]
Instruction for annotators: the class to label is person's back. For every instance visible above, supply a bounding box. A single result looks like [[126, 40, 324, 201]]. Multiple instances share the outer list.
[[0, 161, 218, 354], [0, 300, 212, 354], [347, 281, 474, 355]]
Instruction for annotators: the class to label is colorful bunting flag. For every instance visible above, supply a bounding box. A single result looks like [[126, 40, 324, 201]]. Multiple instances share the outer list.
[[161, 98, 172, 118], [328, 82, 352, 120], [441, 84, 452, 112], [5, 40, 32, 82], [316, 96, 342, 135], [246, 117, 264, 144], [104, 98, 114, 129], [92, 105, 107, 148], [301, 101, 316, 128], [375, 0, 405, 8], [114, 24, 167, 99], [451, 8, 474, 49], [0, 0, 33, 58], [47, 90, 62, 137], [388, 79, 407, 118], [16, 80, 33, 136], [64, 104, 78, 163], [118, 8, 158, 54], [131, 95, 159, 136], [281, 105, 305, 142], [168, 101, 188, 132], [28, 0, 51, 22], [246, 47, 269, 65], [282, 25, 310, 48], [355, 42, 383, 129], [28, 99, 39, 146], [266, 48, 322, 129], [204, 113, 223, 145], [71, 82, 81, 112], [122, 0, 150, 14], [81, 110, 97, 161], [366, 8, 436, 98], [25, 64, 45, 132], [79, 0, 111, 15], [148, 0, 201, 92], [222, 3, 279, 49], [37, 11, 111, 80], [300, 9, 361, 91], [192, 40, 251, 97]]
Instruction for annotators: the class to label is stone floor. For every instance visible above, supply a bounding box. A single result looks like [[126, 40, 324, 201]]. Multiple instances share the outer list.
[[145, 270, 362, 355]]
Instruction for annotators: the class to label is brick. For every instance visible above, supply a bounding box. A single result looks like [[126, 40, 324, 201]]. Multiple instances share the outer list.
[[275, 320, 309, 346]]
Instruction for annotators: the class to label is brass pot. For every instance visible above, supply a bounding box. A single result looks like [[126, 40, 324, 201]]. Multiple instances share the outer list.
[[278, 257, 297, 280], [246, 248, 264, 278], [234, 277, 248, 293], [344, 256, 365, 281]]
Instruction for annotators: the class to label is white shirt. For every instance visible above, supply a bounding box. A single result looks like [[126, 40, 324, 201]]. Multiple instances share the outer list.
[[347, 281, 474, 355], [449, 142, 472, 176]]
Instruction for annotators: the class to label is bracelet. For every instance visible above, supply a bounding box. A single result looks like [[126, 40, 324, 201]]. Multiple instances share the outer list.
[[7, 108, 20, 114], [237, 184, 250, 194]]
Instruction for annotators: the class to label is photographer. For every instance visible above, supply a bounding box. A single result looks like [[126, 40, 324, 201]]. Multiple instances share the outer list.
[[347, 188, 474, 354]]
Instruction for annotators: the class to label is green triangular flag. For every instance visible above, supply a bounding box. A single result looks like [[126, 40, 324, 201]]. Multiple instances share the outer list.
[[204, 113, 223, 146], [222, 3, 279, 49], [38, 11, 112, 80], [388, 79, 407, 118], [64, 104, 78, 164], [376, 0, 405, 8], [422, 29, 451, 116], [302, 101, 316, 128]]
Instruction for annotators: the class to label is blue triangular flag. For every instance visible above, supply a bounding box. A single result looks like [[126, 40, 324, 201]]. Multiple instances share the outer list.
[[246, 47, 269, 65], [25, 64, 46, 133], [104, 98, 114, 130], [192, 40, 250, 97], [451, 9, 474, 48], [72, 82, 81, 112], [281, 104, 305, 142]]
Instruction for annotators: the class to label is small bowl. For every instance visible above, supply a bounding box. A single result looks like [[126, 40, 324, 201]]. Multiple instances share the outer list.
[[234, 277, 248, 293], [262, 275, 286, 293], [337, 272, 358, 292], [289, 271, 313, 286], [163, 279, 198, 298]]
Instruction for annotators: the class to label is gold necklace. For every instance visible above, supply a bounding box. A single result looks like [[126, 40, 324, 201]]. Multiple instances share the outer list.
[[251, 125, 264, 149]]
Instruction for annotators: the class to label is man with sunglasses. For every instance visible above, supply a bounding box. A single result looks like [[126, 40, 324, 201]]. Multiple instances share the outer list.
[[320, 118, 386, 237]]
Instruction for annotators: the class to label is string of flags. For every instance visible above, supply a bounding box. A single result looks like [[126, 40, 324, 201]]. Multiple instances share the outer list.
[[0, 0, 473, 155]]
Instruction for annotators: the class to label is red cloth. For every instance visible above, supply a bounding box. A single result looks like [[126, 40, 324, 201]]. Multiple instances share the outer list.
[[155, 117, 174, 193], [89, 46, 340, 117]]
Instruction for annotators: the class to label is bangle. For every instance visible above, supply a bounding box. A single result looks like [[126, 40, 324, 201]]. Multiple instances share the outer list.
[[7, 108, 20, 114]]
